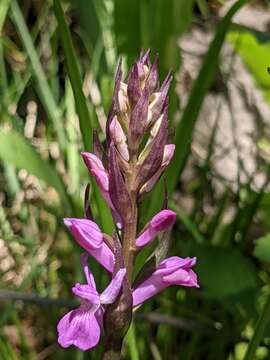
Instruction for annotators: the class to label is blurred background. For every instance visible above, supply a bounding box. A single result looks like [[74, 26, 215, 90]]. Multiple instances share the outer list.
[[1, 0, 270, 359]]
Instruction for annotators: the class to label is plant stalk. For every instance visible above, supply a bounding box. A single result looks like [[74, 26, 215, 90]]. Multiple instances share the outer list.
[[122, 206, 138, 281], [103, 338, 123, 360]]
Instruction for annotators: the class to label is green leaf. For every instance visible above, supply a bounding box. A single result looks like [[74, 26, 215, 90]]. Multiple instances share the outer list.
[[0, 129, 70, 211], [254, 234, 270, 263], [228, 30, 270, 103], [53, 0, 93, 152], [195, 245, 258, 299], [0, 0, 11, 32], [167, 0, 248, 194], [127, 322, 140, 360]]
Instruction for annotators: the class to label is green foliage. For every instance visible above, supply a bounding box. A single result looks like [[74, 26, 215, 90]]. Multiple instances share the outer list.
[[195, 245, 258, 299], [53, 0, 93, 152], [0, 129, 70, 210], [254, 234, 270, 263], [228, 30, 270, 103]]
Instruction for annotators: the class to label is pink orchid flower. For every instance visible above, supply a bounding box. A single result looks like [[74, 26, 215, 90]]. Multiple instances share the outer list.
[[57, 254, 126, 351]]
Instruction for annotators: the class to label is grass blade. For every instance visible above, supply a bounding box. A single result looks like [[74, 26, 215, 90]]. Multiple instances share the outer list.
[[53, 0, 93, 151], [167, 0, 248, 194], [169, 201, 205, 244], [10, 0, 66, 150], [127, 321, 140, 360], [0, 0, 11, 31]]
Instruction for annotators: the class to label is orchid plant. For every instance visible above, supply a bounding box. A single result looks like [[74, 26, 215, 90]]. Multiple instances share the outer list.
[[57, 51, 199, 359]]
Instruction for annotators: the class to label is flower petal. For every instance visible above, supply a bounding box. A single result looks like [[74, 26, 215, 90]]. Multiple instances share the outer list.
[[64, 218, 102, 249], [80, 253, 96, 289], [81, 152, 123, 229], [57, 306, 101, 351], [163, 269, 199, 288], [81, 152, 109, 192], [64, 218, 115, 272], [140, 144, 175, 193], [100, 268, 126, 304], [135, 210, 176, 249], [132, 274, 164, 307]]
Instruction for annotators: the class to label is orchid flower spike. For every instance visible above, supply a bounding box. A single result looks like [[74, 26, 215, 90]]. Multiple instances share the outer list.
[[58, 51, 199, 357], [57, 254, 126, 351]]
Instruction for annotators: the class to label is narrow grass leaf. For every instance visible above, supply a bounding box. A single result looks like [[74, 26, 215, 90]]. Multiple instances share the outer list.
[[243, 295, 270, 360], [0, 0, 11, 31], [169, 201, 205, 244], [10, 0, 66, 150], [53, 0, 93, 151], [127, 321, 140, 360]]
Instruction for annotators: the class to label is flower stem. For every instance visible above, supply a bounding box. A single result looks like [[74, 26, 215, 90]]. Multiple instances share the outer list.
[[122, 207, 138, 281], [122, 158, 138, 281], [243, 294, 270, 360], [103, 337, 123, 360]]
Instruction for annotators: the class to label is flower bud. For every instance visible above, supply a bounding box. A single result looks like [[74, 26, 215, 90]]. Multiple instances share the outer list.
[[141, 144, 175, 193], [145, 54, 159, 93], [136, 114, 167, 190], [127, 63, 141, 108], [108, 145, 132, 223], [129, 87, 149, 146], [110, 116, 129, 161]]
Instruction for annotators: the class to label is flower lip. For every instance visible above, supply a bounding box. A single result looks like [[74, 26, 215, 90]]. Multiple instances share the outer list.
[[72, 283, 100, 309]]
